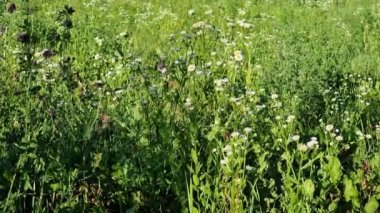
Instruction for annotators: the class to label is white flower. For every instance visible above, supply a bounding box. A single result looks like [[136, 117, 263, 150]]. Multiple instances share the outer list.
[[233, 50, 243, 62], [271, 94, 279, 100], [204, 9, 213, 15], [187, 64, 196, 72], [297, 144, 308, 152], [356, 130, 363, 136], [325, 124, 334, 132], [292, 135, 300, 142], [238, 9, 246, 16], [245, 165, 253, 171], [95, 37, 103, 46], [306, 138, 319, 148], [244, 127, 253, 133], [184, 98, 192, 107], [231, 132, 240, 138], [286, 115, 296, 123], [94, 54, 101, 60], [365, 134, 372, 139], [188, 9, 195, 16], [245, 90, 256, 96], [192, 21, 206, 29], [222, 145, 232, 153], [335, 135, 343, 141], [229, 97, 241, 103], [118, 32, 128, 38], [220, 158, 228, 165]]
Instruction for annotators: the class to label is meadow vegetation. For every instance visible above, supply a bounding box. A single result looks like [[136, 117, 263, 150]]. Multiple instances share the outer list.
[[1, 0, 380, 212]]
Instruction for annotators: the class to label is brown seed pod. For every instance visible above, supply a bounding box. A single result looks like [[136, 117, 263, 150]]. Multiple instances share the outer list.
[[7, 3, 16, 14], [101, 113, 110, 129]]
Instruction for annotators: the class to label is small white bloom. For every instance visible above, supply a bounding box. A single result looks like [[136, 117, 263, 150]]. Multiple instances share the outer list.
[[286, 115, 296, 123], [220, 157, 228, 165], [222, 145, 232, 153], [233, 50, 243, 62], [184, 98, 192, 107], [356, 130, 363, 136], [244, 127, 253, 133], [192, 21, 206, 29], [365, 134, 372, 139], [231, 132, 240, 138], [292, 135, 300, 142], [271, 94, 279, 100], [245, 165, 253, 171], [188, 9, 195, 16], [187, 64, 196, 72], [306, 137, 318, 148], [335, 135, 343, 141], [204, 9, 213, 15], [325, 124, 334, 132], [95, 37, 103, 46], [238, 9, 246, 16], [245, 90, 256, 96], [94, 54, 101, 60], [297, 144, 308, 152]]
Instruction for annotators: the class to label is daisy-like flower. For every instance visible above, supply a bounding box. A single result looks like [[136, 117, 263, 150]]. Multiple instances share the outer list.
[[184, 98, 192, 107], [306, 137, 319, 148], [245, 165, 253, 171], [192, 21, 206, 29], [187, 64, 196, 72], [292, 135, 300, 142], [335, 135, 343, 141], [286, 115, 296, 123], [157, 63, 167, 74], [204, 9, 213, 15], [220, 157, 228, 165], [95, 37, 103, 46], [297, 144, 308, 152], [188, 9, 195, 16], [271, 94, 279, 100], [244, 127, 253, 133], [246, 90, 256, 96], [231, 132, 240, 138], [325, 124, 334, 132], [234, 50, 243, 62], [223, 145, 232, 153]]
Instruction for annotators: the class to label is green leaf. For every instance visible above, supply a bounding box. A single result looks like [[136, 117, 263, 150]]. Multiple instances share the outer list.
[[190, 206, 199, 213], [24, 180, 32, 191], [132, 105, 142, 121], [192, 175, 199, 186], [343, 176, 360, 208], [92, 153, 103, 168], [27, 153, 37, 159], [328, 202, 338, 212], [325, 156, 342, 184], [191, 149, 198, 165], [302, 179, 315, 198], [365, 197, 379, 213], [29, 143, 38, 148], [50, 183, 60, 192]]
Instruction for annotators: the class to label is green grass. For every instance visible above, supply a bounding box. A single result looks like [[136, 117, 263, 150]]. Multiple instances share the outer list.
[[1, 0, 380, 212]]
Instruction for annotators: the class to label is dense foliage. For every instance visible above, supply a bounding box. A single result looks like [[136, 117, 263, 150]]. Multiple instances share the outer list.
[[1, 0, 380, 212]]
